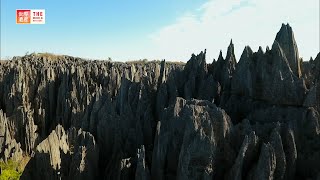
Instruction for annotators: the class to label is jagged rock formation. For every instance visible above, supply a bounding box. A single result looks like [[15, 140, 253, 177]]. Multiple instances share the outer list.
[[0, 110, 23, 162], [152, 98, 232, 179], [275, 23, 302, 77], [21, 125, 99, 180], [0, 23, 319, 179]]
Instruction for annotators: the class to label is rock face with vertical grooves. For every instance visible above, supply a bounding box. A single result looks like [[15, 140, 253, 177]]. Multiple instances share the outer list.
[[0, 23, 318, 179]]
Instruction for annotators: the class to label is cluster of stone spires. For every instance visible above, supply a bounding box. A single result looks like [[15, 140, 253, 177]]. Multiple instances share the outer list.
[[0, 23, 319, 179]]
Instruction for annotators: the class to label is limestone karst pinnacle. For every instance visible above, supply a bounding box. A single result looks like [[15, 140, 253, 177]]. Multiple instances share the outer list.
[[275, 23, 301, 77]]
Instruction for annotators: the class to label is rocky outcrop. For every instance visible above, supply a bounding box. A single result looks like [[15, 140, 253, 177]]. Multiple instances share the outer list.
[[275, 23, 302, 77], [224, 25, 308, 123], [252, 143, 276, 180], [227, 131, 259, 180], [135, 145, 150, 180], [152, 98, 232, 179], [230, 40, 306, 106], [212, 41, 237, 105], [303, 53, 320, 112], [302, 54, 320, 88], [21, 125, 99, 180], [0, 110, 23, 162], [0, 24, 319, 179]]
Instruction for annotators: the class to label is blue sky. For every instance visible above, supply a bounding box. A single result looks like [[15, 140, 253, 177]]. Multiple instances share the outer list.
[[1, 0, 319, 61]]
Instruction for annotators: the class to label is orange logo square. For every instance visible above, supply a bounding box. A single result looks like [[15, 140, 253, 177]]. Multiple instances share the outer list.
[[16, 10, 31, 24]]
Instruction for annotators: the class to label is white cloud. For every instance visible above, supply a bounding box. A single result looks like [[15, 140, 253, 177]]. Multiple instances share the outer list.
[[149, 0, 319, 62]]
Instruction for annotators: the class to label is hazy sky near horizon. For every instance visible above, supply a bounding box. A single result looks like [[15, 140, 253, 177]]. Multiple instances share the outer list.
[[1, 0, 319, 62]]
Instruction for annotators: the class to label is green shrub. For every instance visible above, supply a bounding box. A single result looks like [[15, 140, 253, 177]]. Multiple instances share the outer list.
[[0, 157, 30, 180], [0, 169, 21, 180], [0, 160, 21, 180]]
